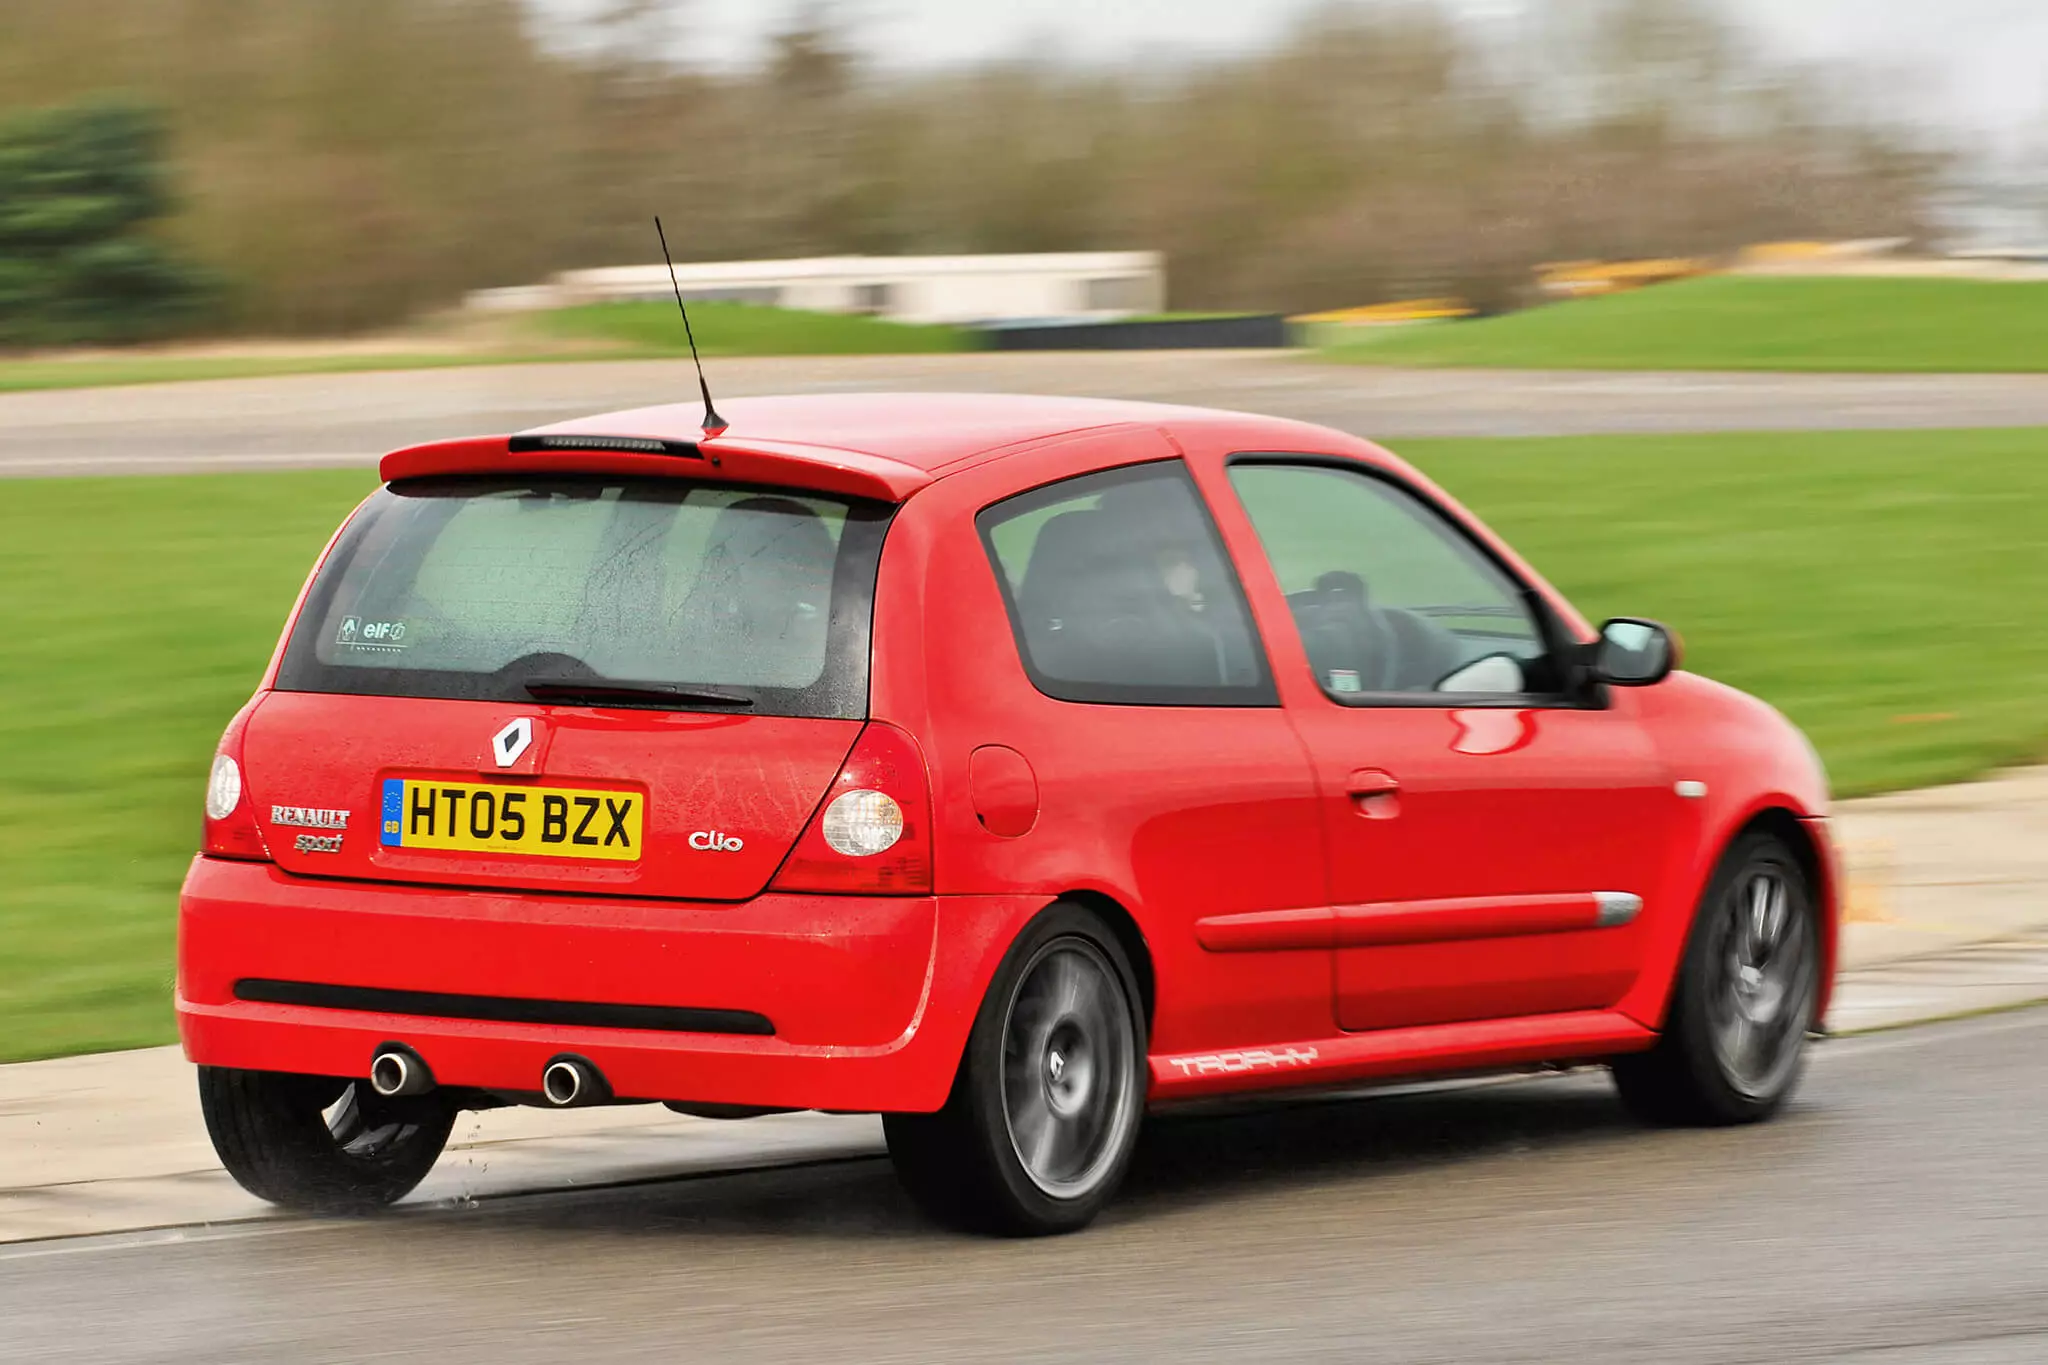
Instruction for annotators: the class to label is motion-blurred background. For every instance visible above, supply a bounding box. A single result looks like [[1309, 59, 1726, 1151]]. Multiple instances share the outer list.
[[1, 0, 2045, 1064], [3, 0, 2043, 339]]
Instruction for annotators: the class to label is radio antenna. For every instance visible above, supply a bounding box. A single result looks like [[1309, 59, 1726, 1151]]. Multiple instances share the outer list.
[[654, 216, 728, 438]]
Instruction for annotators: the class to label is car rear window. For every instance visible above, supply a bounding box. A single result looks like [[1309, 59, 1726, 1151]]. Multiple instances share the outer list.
[[275, 476, 891, 717]]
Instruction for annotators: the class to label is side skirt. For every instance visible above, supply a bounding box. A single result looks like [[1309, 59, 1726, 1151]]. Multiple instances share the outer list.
[[1148, 1009, 1656, 1103]]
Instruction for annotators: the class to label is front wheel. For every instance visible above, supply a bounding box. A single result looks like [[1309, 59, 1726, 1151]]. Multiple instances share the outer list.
[[1612, 830, 1821, 1125], [198, 1066, 456, 1213], [885, 904, 1146, 1235]]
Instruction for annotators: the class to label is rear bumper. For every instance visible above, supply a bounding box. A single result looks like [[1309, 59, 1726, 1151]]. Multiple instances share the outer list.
[[177, 856, 1038, 1112]]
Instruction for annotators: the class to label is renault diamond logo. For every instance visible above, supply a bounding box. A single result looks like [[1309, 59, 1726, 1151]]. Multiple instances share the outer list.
[[492, 717, 535, 767]]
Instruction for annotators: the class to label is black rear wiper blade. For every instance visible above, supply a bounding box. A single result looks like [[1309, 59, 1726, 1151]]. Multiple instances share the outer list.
[[522, 677, 755, 707]]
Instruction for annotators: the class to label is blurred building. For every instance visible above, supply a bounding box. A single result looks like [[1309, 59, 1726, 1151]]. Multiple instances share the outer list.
[[467, 252, 1166, 325], [1731, 238, 2048, 282]]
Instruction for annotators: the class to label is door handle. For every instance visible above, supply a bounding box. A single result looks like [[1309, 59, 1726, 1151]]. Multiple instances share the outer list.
[[1345, 768, 1402, 819]]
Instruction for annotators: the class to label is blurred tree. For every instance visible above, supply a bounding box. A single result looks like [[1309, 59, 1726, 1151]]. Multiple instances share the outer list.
[[0, 0, 1946, 333], [0, 100, 214, 346]]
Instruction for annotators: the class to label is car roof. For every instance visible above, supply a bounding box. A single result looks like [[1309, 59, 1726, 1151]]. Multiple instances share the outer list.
[[378, 391, 1358, 502]]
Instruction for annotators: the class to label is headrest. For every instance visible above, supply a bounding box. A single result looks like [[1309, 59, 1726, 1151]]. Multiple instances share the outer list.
[[701, 496, 835, 578], [1017, 509, 1104, 616]]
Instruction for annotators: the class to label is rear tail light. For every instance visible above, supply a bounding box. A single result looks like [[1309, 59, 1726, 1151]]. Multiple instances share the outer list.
[[773, 721, 932, 894], [202, 696, 272, 862], [204, 754, 242, 821], [821, 789, 904, 856]]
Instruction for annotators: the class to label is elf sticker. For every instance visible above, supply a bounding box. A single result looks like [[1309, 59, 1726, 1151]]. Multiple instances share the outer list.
[[337, 615, 410, 651]]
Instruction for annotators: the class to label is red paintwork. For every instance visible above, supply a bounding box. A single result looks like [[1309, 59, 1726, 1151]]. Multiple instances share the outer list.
[[180, 392, 1838, 1118], [381, 393, 1231, 500], [1619, 673, 1840, 1028], [967, 745, 1040, 838], [1317, 704, 1678, 1032], [379, 435, 933, 505], [1193, 907, 1335, 953], [179, 858, 1038, 1111]]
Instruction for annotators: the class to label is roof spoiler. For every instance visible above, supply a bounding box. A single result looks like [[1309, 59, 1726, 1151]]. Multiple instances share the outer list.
[[378, 434, 931, 503]]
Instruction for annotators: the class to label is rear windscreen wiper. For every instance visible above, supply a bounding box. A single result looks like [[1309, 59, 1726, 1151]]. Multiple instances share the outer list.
[[522, 677, 756, 707]]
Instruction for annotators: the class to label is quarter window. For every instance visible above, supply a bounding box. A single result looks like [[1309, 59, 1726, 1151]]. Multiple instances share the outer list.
[[1228, 462, 1557, 700], [978, 463, 1274, 705]]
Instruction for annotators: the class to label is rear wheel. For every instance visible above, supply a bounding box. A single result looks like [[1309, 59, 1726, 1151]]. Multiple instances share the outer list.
[[885, 904, 1146, 1235], [1612, 830, 1820, 1126], [198, 1066, 456, 1213]]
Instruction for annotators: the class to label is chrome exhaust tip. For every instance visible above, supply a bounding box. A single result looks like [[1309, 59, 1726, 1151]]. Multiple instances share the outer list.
[[540, 1060, 581, 1106], [541, 1054, 609, 1108], [369, 1045, 434, 1097]]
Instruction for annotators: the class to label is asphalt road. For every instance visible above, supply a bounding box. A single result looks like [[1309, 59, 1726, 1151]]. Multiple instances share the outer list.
[[3, 1008, 2042, 1364], [11, 353, 2048, 476]]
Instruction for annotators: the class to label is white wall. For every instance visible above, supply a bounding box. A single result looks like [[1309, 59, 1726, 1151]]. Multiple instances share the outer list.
[[475, 253, 1166, 324]]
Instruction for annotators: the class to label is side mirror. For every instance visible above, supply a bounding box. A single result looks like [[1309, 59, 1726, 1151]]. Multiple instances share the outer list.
[[1591, 618, 1679, 686]]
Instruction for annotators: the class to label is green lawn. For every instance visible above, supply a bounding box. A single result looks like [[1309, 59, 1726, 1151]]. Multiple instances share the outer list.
[[526, 301, 972, 356], [0, 304, 974, 395], [1326, 275, 2048, 372], [1399, 431, 2048, 793], [0, 471, 379, 1060], [0, 351, 555, 395], [4, 427, 2046, 1060]]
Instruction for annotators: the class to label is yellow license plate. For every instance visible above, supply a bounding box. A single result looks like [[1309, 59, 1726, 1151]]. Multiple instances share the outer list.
[[380, 779, 643, 861]]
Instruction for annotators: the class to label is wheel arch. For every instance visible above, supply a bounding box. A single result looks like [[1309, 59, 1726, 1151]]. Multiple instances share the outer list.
[[1744, 807, 1822, 890], [1737, 805, 1840, 1025], [1622, 801, 1841, 1033], [1052, 889, 1157, 1041]]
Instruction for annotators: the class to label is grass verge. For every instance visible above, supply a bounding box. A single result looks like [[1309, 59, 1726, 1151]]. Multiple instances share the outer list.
[[525, 300, 972, 356], [1326, 275, 2048, 372], [1, 471, 378, 1060], [0, 351, 554, 395], [1397, 429, 2048, 793], [4, 427, 2045, 1060], [0, 303, 975, 394]]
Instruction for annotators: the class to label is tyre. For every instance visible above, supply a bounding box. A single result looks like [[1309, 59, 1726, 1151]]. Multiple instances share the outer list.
[[1612, 830, 1821, 1126], [198, 1066, 456, 1213], [885, 904, 1147, 1235]]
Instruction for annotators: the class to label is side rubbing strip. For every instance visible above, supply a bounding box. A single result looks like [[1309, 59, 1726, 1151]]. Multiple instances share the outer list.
[[1333, 893, 1638, 948], [1198, 893, 1649, 951], [234, 979, 774, 1036], [1594, 892, 1644, 927], [1193, 907, 1335, 952]]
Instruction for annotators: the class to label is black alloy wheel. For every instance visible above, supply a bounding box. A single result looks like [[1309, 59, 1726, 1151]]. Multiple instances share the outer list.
[[1612, 830, 1821, 1126], [884, 903, 1147, 1235]]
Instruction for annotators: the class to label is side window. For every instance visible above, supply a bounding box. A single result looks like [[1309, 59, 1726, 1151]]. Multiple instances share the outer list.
[[978, 462, 1274, 705], [1228, 461, 1556, 700]]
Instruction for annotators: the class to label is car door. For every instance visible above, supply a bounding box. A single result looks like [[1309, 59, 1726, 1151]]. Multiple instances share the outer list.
[[1220, 458, 1680, 1033]]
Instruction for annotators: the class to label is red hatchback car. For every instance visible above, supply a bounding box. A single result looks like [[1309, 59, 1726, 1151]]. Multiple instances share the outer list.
[[179, 393, 1836, 1234]]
